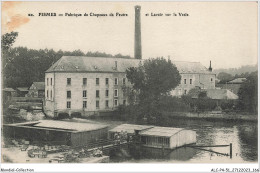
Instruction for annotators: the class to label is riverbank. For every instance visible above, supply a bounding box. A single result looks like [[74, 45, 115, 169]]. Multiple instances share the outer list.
[[162, 111, 258, 122], [1, 146, 109, 163]]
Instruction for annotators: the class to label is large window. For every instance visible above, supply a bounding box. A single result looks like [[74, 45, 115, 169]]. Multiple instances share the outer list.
[[83, 101, 87, 108], [123, 78, 126, 85], [105, 100, 109, 108], [190, 79, 192, 84], [67, 78, 71, 85], [184, 79, 186, 84], [96, 78, 99, 85], [96, 100, 100, 109], [67, 91, 71, 98], [114, 89, 118, 97], [47, 90, 49, 99], [47, 78, 49, 86], [105, 90, 109, 97], [105, 78, 109, 85], [83, 78, 87, 85], [83, 90, 87, 98], [96, 90, 100, 98], [51, 78, 53, 86], [50, 90, 52, 99], [67, 101, 71, 109], [114, 99, 118, 106]]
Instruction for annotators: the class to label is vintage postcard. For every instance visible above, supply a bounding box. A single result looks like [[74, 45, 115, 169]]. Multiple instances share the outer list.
[[1, 1, 259, 172]]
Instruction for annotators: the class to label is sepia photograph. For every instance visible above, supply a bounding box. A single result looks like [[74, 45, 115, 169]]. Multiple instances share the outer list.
[[0, 1, 259, 172]]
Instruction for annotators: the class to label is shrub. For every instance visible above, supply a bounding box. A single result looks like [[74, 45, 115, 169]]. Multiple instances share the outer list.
[[57, 113, 70, 119], [71, 112, 82, 118]]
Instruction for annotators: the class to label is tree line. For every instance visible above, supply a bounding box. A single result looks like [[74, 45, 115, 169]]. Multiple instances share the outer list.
[[1, 32, 132, 88], [217, 71, 257, 84]]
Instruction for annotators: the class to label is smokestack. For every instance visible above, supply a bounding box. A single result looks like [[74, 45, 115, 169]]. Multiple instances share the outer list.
[[209, 60, 212, 72], [134, 5, 142, 59]]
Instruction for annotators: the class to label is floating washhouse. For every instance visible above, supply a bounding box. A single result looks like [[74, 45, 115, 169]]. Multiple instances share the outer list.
[[3, 120, 108, 147], [109, 124, 196, 149], [108, 124, 154, 139], [140, 127, 196, 149]]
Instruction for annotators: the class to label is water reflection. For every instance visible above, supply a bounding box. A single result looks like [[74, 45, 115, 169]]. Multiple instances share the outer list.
[[107, 117, 258, 163]]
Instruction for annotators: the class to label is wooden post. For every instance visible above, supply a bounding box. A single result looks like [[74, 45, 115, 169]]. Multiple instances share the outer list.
[[230, 143, 232, 159]]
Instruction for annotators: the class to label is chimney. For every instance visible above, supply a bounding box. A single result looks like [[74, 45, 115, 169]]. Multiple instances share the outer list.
[[134, 5, 142, 59], [209, 60, 212, 72]]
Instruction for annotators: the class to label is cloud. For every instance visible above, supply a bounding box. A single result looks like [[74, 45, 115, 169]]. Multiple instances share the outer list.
[[2, 2, 30, 32]]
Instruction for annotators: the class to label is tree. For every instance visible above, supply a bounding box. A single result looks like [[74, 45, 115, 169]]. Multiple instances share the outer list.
[[2, 32, 19, 87], [217, 72, 233, 84], [1, 31, 18, 51], [126, 58, 181, 121], [237, 71, 258, 113]]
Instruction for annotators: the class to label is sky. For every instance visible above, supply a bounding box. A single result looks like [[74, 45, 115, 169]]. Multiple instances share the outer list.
[[1, 1, 258, 69]]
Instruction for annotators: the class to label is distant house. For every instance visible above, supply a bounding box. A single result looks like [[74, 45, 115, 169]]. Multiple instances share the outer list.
[[216, 77, 246, 95], [204, 89, 238, 100], [188, 88, 238, 100], [2, 88, 17, 102], [28, 82, 45, 98], [16, 87, 29, 97], [228, 78, 247, 84]]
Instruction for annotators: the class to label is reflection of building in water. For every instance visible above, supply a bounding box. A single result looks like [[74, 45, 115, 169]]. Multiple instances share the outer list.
[[167, 147, 198, 161], [237, 125, 258, 161]]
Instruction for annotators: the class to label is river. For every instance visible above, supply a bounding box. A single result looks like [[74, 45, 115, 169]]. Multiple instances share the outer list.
[[94, 117, 258, 163]]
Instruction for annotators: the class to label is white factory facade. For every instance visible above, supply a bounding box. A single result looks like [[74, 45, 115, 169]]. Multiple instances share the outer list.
[[44, 56, 215, 117], [43, 5, 216, 117]]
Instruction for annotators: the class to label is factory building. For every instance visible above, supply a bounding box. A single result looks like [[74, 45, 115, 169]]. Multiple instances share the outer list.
[[43, 5, 215, 117]]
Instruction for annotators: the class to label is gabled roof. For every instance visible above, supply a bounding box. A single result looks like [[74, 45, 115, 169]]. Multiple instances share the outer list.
[[139, 126, 184, 137], [16, 87, 29, 92], [3, 88, 16, 92], [46, 56, 141, 73], [173, 61, 213, 74], [34, 120, 108, 132], [46, 56, 214, 74], [4, 120, 108, 132], [188, 88, 238, 100], [227, 78, 246, 84], [205, 89, 238, 100], [109, 124, 154, 134], [31, 82, 45, 90]]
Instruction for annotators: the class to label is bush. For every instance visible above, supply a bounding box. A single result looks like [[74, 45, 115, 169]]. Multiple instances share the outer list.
[[158, 96, 191, 112], [57, 113, 70, 119], [71, 112, 82, 118]]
